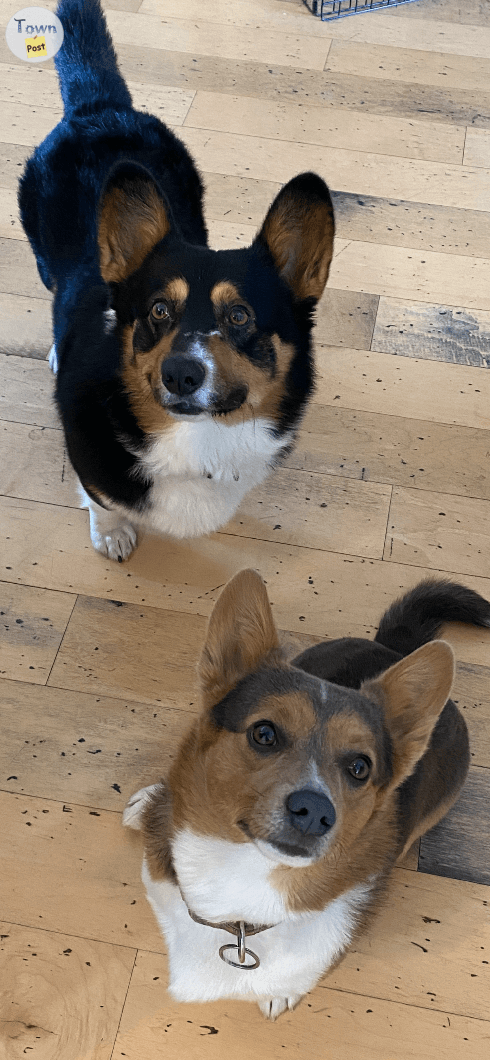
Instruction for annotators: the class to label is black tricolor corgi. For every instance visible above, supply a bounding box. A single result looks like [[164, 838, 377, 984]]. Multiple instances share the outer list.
[[124, 575, 489, 1019], [19, 0, 335, 561]]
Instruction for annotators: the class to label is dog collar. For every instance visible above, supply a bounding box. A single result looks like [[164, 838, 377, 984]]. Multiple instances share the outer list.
[[186, 906, 276, 969]]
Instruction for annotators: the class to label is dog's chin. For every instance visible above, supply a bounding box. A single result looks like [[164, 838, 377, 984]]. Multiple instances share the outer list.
[[254, 837, 321, 868], [164, 386, 248, 419], [168, 401, 207, 418], [238, 822, 324, 867]]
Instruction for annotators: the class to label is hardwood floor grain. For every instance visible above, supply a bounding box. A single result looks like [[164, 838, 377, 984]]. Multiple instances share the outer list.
[[1, 0, 489, 1049], [372, 297, 490, 367], [0, 922, 135, 1060], [113, 948, 490, 1060], [419, 767, 490, 886], [0, 581, 76, 684]]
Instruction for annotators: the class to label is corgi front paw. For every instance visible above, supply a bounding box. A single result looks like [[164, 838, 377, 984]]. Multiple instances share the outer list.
[[258, 994, 302, 1021], [91, 521, 138, 562], [122, 784, 163, 830]]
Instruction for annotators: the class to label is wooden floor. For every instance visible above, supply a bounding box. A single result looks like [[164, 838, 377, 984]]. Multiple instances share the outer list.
[[1, 0, 490, 1056]]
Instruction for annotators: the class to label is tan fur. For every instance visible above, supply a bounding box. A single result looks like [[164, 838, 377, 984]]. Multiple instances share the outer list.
[[142, 782, 177, 883], [205, 333, 295, 424], [165, 277, 189, 305], [260, 199, 335, 301], [121, 326, 175, 434], [362, 641, 455, 790], [210, 281, 243, 306], [198, 569, 280, 707], [120, 320, 295, 435], [141, 572, 459, 922], [98, 180, 170, 283]]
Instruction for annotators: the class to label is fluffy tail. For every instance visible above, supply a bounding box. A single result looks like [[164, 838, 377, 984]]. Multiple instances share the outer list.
[[375, 579, 490, 656], [55, 0, 132, 116]]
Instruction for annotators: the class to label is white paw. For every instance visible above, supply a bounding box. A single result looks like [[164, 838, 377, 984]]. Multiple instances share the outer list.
[[258, 995, 302, 1021], [123, 784, 162, 830], [48, 344, 58, 374], [91, 522, 137, 562]]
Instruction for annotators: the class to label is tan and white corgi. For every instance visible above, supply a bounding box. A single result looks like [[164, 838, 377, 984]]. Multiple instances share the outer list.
[[124, 571, 489, 1019]]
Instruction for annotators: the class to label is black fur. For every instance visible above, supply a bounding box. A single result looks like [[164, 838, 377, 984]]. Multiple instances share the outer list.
[[19, 0, 334, 541], [292, 578, 483, 851]]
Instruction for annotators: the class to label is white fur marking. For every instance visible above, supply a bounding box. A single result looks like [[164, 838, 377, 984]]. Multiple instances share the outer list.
[[122, 784, 161, 830], [48, 344, 58, 374], [139, 829, 375, 1013], [79, 485, 138, 561]]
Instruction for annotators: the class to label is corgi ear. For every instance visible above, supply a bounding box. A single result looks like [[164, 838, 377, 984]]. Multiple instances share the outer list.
[[198, 569, 280, 706], [98, 162, 171, 283], [362, 641, 455, 788], [255, 172, 335, 302]]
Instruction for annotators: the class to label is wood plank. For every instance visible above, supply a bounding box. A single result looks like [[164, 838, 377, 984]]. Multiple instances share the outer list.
[[140, 0, 330, 35], [464, 127, 490, 169], [437, 623, 490, 670], [326, 39, 490, 92], [320, 10, 490, 60], [331, 191, 490, 260], [105, 0, 142, 10], [419, 767, 490, 886], [184, 89, 466, 164], [453, 661, 490, 766], [315, 288, 378, 350], [48, 595, 205, 705], [114, 949, 490, 1060], [204, 175, 490, 260], [178, 125, 490, 214], [0, 63, 196, 123], [226, 468, 392, 559], [372, 297, 490, 367], [4, 496, 490, 660], [0, 141, 30, 190], [0, 679, 196, 809], [1, 800, 488, 1023], [105, 10, 331, 71], [385, 0, 490, 25], [115, 42, 490, 130], [0, 581, 76, 685], [330, 241, 490, 311], [0, 420, 78, 506], [137, 0, 490, 59], [0, 921, 135, 1060], [385, 486, 490, 580], [288, 404, 490, 500], [0, 99, 59, 149], [0, 186, 27, 240], [0, 790, 164, 950], [314, 346, 490, 430], [330, 868, 490, 1020], [0, 292, 52, 357], [0, 354, 57, 427], [0, 236, 49, 299]]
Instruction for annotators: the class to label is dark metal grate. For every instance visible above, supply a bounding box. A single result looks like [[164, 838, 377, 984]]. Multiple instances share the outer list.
[[303, 0, 420, 20]]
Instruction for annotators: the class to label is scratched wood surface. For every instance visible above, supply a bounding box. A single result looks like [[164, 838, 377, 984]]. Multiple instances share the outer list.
[[0, 0, 489, 1056]]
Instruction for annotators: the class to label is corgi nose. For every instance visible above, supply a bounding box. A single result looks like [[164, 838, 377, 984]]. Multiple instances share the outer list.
[[162, 356, 206, 396], [286, 789, 336, 836]]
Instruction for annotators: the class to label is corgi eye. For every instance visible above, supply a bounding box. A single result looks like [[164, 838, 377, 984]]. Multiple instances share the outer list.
[[228, 306, 249, 326], [250, 721, 277, 748], [347, 757, 371, 781], [151, 302, 169, 320]]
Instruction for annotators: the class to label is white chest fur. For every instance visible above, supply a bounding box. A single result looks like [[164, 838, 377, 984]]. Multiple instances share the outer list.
[[138, 415, 290, 538], [141, 830, 374, 1007]]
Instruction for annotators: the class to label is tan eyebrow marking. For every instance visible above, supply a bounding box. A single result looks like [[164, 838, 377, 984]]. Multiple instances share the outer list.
[[164, 277, 189, 304], [210, 280, 242, 306]]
